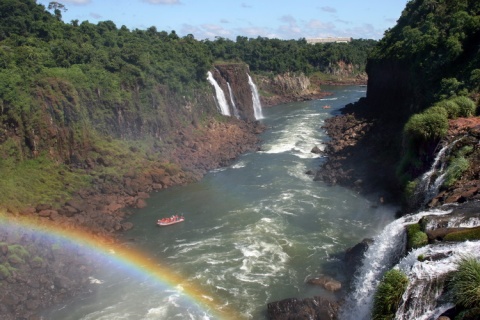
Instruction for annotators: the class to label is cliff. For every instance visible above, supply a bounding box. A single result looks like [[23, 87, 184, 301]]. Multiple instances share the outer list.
[[210, 63, 256, 121], [257, 72, 331, 107]]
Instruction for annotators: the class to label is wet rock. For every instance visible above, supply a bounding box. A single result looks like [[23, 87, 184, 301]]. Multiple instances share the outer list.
[[267, 296, 339, 320], [37, 209, 56, 218], [135, 198, 147, 209], [307, 275, 342, 292], [344, 238, 373, 281], [311, 145, 322, 154], [121, 222, 134, 231]]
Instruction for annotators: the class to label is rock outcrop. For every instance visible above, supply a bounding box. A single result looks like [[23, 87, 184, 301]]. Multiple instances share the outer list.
[[257, 72, 332, 107], [210, 63, 257, 121], [267, 296, 339, 320]]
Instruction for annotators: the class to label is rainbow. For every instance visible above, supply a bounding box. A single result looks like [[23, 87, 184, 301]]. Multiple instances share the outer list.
[[0, 212, 239, 319]]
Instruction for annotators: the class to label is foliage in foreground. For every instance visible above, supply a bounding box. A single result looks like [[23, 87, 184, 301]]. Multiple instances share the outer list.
[[448, 256, 480, 319], [372, 269, 409, 320], [406, 223, 428, 250]]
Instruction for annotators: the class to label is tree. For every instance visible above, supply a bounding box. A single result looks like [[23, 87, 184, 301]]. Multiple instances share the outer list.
[[47, 2, 67, 20]]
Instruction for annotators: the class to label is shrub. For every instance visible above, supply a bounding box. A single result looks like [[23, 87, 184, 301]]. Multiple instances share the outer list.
[[449, 257, 480, 318], [435, 99, 461, 119], [404, 112, 449, 141], [423, 105, 449, 119], [8, 244, 29, 259], [372, 269, 409, 320], [404, 180, 418, 200], [0, 264, 11, 279], [407, 223, 428, 250], [442, 156, 469, 188], [450, 96, 477, 117]]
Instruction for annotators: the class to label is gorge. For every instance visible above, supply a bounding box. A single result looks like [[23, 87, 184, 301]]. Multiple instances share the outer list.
[[1, 0, 480, 319]]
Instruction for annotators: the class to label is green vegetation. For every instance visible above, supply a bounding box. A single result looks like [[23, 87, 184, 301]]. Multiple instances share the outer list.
[[442, 156, 470, 188], [449, 96, 477, 117], [448, 257, 480, 319], [0, 0, 376, 212], [206, 37, 376, 76], [365, 0, 480, 198], [404, 112, 449, 142], [0, 265, 11, 279], [8, 244, 29, 259], [0, 154, 91, 211], [371, 0, 480, 102], [399, 95, 477, 195], [372, 269, 409, 320], [406, 223, 428, 250], [444, 227, 480, 242]]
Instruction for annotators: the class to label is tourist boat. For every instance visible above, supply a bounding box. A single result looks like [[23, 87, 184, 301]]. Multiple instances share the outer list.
[[157, 215, 185, 226], [322, 105, 331, 109]]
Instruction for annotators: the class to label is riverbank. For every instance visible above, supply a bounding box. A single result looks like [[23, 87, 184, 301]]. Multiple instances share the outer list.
[[0, 79, 373, 319], [3, 78, 358, 319], [267, 109, 480, 320], [0, 117, 264, 320]]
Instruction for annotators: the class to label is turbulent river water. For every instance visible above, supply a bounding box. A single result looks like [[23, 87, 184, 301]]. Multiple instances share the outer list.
[[44, 86, 398, 319]]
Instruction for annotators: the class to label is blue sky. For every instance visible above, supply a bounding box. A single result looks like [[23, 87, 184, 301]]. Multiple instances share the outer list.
[[36, 0, 408, 40]]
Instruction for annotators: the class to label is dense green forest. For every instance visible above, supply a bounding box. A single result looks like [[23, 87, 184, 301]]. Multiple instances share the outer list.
[[363, 0, 480, 193], [0, 0, 376, 210]]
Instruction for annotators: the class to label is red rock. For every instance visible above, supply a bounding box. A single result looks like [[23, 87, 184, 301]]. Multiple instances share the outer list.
[[38, 209, 57, 217], [135, 198, 147, 209]]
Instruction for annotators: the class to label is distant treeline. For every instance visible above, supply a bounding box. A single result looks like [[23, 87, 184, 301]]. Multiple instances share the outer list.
[[0, 0, 376, 95]]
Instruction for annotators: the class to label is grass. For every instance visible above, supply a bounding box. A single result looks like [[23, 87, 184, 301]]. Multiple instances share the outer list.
[[372, 269, 409, 320], [0, 154, 91, 211], [443, 156, 470, 188], [444, 227, 480, 241], [407, 223, 428, 250], [448, 256, 480, 319]]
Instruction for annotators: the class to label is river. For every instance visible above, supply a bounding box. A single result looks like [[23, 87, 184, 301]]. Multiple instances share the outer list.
[[44, 85, 398, 319]]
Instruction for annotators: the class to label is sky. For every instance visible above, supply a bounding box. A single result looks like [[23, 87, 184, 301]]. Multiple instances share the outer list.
[[36, 0, 409, 41]]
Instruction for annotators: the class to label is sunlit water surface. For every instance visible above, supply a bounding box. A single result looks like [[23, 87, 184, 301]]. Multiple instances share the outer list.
[[43, 86, 397, 319]]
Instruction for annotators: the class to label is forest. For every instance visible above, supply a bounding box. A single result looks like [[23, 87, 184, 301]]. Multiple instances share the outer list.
[[0, 0, 376, 210]]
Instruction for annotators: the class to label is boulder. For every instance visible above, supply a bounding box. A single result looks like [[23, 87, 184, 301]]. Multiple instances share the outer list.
[[307, 275, 342, 292], [311, 145, 322, 154], [344, 238, 373, 281], [135, 198, 148, 209], [267, 296, 339, 320]]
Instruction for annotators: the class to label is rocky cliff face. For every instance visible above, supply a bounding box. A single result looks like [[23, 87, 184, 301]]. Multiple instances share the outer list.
[[365, 60, 423, 121], [256, 72, 329, 106], [210, 63, 257, 122]]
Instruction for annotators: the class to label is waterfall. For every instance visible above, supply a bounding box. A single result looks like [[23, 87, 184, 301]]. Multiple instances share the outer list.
[[394, 241, 480, 320], [416, 139, 461, 205], [339, 208, 452, 320], [207, 71, 231, 116], [227, 82, 240, 119], [247, 74, 264, 120]]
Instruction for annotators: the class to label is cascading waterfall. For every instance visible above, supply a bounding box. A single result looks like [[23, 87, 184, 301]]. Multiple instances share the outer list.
[[207, 71, 231, 116], [394, 241, 480, 320], [416, 139, 461, 205], [247, 74, 264, 120], [339, 208, 452, 320], [227, 82, 240, 119]]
